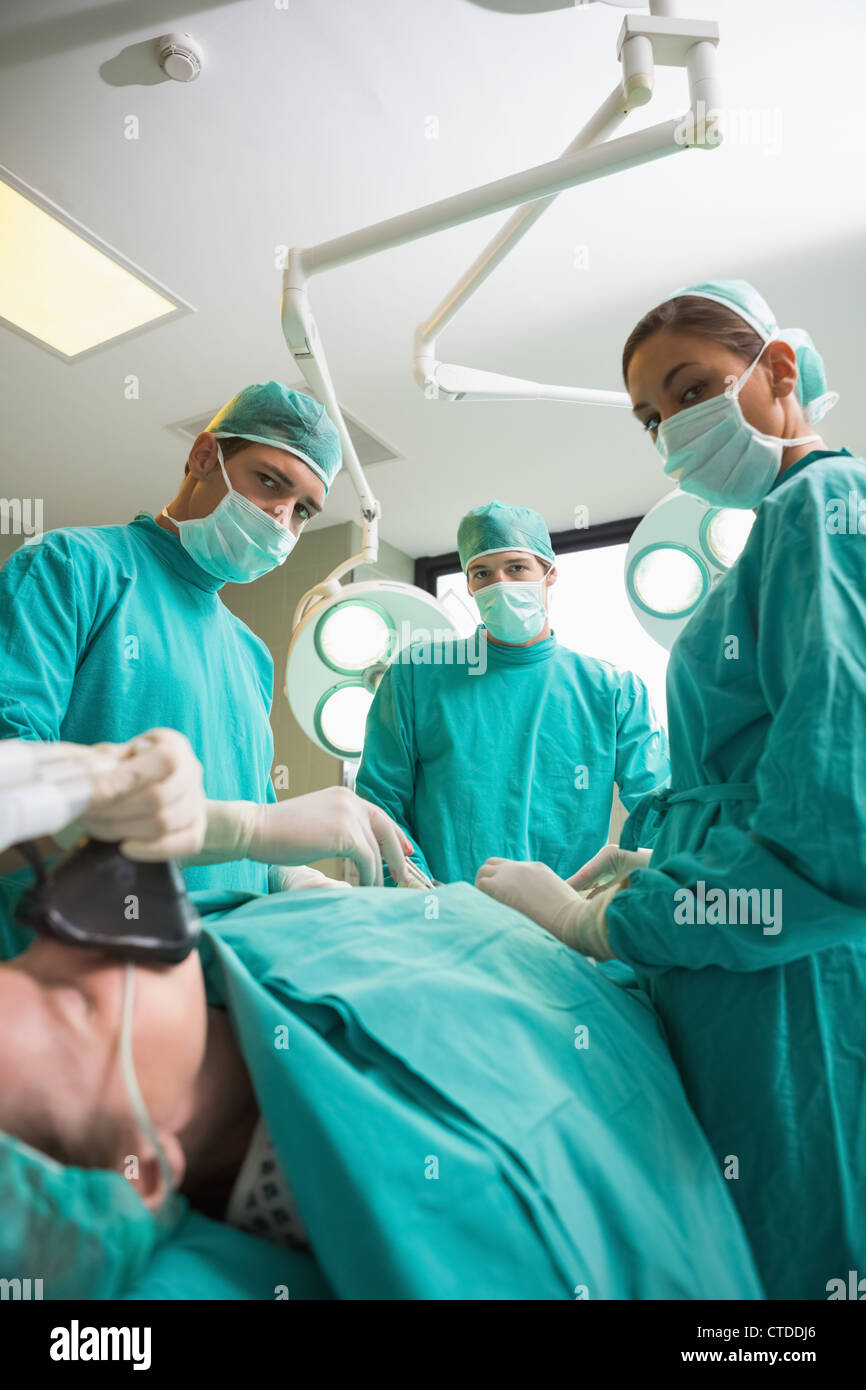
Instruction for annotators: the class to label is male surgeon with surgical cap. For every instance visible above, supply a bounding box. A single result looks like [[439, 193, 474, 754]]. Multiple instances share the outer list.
[[0, 381, 412, 895], [356, 499, 669, 886]]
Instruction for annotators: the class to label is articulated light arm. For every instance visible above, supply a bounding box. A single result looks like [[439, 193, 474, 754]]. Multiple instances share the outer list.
[[281, 0, 722, 567], [281, 252, 379, 616], [415, 3, 722, 404]]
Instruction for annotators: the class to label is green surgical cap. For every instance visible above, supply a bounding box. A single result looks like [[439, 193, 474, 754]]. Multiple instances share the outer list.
[[0, 1130, 175, 1297], [457, 500, 554, 571], [206, 382, 342, 492], [665, 279, 838, 424]]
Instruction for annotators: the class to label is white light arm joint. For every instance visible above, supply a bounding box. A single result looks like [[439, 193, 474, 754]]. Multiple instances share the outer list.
[[281, 251, 380, 529], [414, 10, 721, 407]]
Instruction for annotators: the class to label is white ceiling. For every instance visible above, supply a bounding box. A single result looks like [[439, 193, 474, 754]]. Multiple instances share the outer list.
[[1, 0, 864, 558]]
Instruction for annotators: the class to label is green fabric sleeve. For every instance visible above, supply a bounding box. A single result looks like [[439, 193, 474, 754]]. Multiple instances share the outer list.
[[0, 536, 94, 741], [354, 663, 434, 884], [609, 473, 866, 973], [612, 670, 670, 819]]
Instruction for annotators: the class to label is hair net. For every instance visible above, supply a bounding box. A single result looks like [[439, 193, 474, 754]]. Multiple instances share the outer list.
[[457, 500, 555, 572], [665, 279, 839, 424], [206, 382, 342, 492]]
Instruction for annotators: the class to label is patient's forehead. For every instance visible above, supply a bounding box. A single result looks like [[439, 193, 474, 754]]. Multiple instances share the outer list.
[[0, 960, 96, 1088], [0, 961, 110, 1150]]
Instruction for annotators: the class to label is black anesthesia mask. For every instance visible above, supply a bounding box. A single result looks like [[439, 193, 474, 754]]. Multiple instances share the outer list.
[[14, 838, 200, 964]]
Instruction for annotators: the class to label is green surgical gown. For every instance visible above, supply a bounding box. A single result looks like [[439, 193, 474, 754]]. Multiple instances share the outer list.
[[355, 632, 669, 884], [608, 449, 866, 1299], [0, 513, 275, 894]]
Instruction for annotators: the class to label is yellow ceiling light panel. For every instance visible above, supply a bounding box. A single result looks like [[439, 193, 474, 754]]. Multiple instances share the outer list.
[[0, 167, 193, 361]]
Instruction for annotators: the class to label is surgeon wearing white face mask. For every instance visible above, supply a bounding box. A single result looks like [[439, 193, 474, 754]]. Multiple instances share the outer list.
[[355, 500, 670, 888], [159, 434, 313, 584], [468, 549, 556, 646], [0, 381, 413, 895]]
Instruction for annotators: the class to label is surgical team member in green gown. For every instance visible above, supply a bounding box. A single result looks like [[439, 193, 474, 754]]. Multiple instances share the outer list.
[[356, 501, 669, 885], [478, 280, 866, 1299], [0, 382, 407, 893]]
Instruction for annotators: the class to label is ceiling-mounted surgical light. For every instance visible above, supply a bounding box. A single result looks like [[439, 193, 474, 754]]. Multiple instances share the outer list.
[[279, 0, 724, 742], [286, 580, 456, 761], [626, 491, 755, 650], [699, 507, 755, 572], [315, 600, 395, 675], [314, 683, 376, 760], [628, 543, 708, 619]]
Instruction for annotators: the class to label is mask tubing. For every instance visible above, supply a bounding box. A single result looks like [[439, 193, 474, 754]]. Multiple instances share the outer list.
[[120, 962, 177, 1206]]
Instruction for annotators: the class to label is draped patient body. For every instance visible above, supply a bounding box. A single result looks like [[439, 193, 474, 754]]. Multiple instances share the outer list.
[[175, 1006, 308, 1249]]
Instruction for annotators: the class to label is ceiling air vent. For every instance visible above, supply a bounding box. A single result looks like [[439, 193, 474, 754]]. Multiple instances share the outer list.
[[169, 388, 400, 469]]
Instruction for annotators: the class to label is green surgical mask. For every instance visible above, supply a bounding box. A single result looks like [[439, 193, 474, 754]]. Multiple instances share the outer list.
[[474, 572, 550, 643], [163, 444, 297, 584]]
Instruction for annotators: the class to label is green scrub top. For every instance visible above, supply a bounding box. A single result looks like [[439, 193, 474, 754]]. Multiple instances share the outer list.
[[0, 513, 275, 894], [607, 449, 866, 1298], [355, 631, 669, 884]]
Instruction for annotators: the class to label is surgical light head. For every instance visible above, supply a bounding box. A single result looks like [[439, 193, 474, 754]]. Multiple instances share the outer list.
[[625, 490, 755, 650], [206, 381, 343, 492]]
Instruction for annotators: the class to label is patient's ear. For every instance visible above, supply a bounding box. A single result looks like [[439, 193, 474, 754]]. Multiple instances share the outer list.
[[130, 1131, 186, 1211]]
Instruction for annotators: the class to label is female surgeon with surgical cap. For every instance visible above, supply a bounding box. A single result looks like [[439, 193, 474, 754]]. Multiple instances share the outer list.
[[477, 278, 866, 1299]]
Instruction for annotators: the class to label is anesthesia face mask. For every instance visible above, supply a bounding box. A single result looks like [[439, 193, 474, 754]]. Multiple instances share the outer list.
[[13, 838, 200, 1216]]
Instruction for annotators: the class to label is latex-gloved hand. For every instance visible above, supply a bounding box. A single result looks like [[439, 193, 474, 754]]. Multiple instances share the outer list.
[[475, 858, 619, 961], [56, 728, 206, 861], [195, 787, 412, 888], [0, 740, 115, 852], [268, 864, 354, 892], [567, 843, 651, 894]]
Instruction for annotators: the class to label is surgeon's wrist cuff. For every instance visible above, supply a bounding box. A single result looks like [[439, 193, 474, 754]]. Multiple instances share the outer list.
[[560, 883, 619, 961], [197, 800, 259, 862]]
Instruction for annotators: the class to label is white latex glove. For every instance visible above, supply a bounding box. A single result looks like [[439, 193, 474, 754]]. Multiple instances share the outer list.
[[268, 864, 354, 892], [190, 787, 412, 888], [0, 741, 116, 852], [56, 729, 207, 861], [567, 844, 651, 894], [475, 858, 618, 961]]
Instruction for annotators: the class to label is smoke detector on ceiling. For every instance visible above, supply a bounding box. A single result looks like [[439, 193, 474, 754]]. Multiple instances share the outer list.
[[157, 33, 204, 84]]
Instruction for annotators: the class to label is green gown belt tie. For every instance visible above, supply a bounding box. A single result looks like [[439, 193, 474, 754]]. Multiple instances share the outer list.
[[652, 783, 759, 819]]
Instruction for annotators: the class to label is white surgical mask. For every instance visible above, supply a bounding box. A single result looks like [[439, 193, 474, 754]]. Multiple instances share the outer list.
[[474, 566, 551, 643], [655, 339, 820, 510], [162, 443, 297, 583]]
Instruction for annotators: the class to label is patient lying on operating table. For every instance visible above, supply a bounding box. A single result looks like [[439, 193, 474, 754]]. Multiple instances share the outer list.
[[0, 931, 309, 1250], [0, 881, 766, 1300]]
